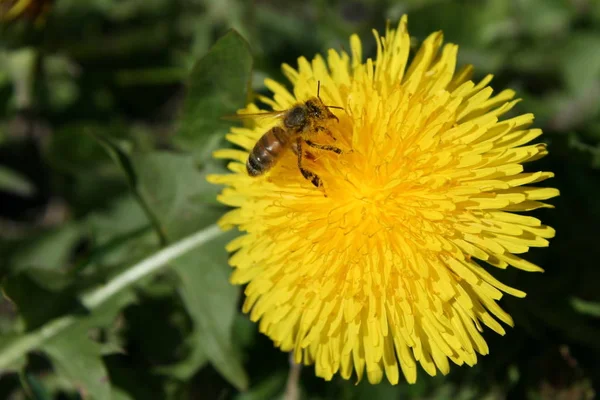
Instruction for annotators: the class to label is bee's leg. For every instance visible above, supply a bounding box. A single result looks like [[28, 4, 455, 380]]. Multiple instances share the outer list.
[[315, 126, 337, 140], [292, 140, 316, 161], [305, 140, 343, 154], [296, 138, 321, 188]]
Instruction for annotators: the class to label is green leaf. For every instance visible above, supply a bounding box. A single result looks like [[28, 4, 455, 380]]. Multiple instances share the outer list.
[[234, 373, 286, 400], [0, 334, 26, 373], [46, 124, 125, 175], [0, 166, 36, 196], [10, 223, 81, 274], [19, 372, 52, 400], [80, 289, 138, 330], [44, 124, 139, 215], [90, 133, 168, 245], [174, 30, 253, 163], [2, 272, 80, 331], [1, 273, 134, 374], [81, 195, 157, 272], [43, 290, 137, 398], [132, 151, 224, 241], [88, 131, 137, 188], [3, 48, 37, 109], [44, 55, 80, 112], [173, 229, 248, 391], [0, 291, 134, 398], [111, 387, 136, 400], [232, 312, 257, 352], [0, 225, 222, 374], [560, 34, 600, 95], [41, 328, 111, 400], [514, 0, 572, 38], [154, 338, 208, 381], [571, 297, 600, 318], [13, 267, 73, 292]]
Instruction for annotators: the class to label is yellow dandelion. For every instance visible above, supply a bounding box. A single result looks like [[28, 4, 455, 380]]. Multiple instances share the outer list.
[[208, 16, 558, 384]]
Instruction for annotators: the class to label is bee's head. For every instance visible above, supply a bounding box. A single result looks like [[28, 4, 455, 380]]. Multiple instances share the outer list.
[[306, 98, 339, 122], [284, 98, 341, 129]]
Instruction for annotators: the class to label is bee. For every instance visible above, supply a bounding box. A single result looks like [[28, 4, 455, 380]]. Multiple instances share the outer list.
[[226, 82, 344, 188]]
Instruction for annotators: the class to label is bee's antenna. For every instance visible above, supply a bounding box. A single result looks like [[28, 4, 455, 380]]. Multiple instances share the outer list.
[[317, 80, 345, 111]]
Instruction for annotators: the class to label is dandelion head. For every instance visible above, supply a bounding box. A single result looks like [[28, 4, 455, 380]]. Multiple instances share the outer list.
[[208, 16, 558, 384]]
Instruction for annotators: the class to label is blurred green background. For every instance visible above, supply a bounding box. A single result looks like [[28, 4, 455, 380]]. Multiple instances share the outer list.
[[1, 0, 600, 399]]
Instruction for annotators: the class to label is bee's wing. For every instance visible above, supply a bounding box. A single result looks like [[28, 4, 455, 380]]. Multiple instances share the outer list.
[[221, 110, 288, 122]]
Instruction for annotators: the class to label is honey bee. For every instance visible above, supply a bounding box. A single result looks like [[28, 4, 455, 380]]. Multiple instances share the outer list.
[[226, 83, 344, 188]]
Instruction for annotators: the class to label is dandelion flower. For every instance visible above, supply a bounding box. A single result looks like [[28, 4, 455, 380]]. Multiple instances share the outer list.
[[207, 16, 558, 384]]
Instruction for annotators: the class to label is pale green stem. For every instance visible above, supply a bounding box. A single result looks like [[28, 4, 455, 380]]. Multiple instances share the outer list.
[[0, 224, 222, 370]]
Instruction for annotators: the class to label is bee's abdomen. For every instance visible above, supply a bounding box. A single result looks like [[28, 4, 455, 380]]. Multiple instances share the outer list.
[[247, 127, 289, 177]]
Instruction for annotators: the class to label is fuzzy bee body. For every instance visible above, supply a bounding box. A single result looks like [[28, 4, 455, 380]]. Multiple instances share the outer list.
[[246, 126, 291, 176], [227, 91, 344, 188]]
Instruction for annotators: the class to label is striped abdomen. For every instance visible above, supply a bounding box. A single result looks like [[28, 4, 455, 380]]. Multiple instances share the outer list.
[[246, 126, 291, 177]]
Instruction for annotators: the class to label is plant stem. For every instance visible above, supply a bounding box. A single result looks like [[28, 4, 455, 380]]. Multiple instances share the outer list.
[[132, 189, 169, 247], [0, 224, 222, 370], [82, 224, 220, 308], [284, 352, 302, 400]]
